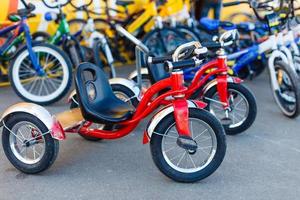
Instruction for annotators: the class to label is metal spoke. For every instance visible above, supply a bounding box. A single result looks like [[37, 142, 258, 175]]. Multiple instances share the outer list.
[[170, 150, 185, 162], [18, 129, 26, 140], [193, 129, 208, 140], [154, 131, 178, 139], [198, 146, 213, 150], [197, 147, 209, 155], [188, 154, 197, 168], [176, 151, 187, 166], [235, 98, 244, 107], [197, 136, 212, 143], [28, 78, 39, 93], [234, 107, 246, 112], [38, 79, 45, 96], [164, 146, 176, 153], [33, 146, 36, 160], [190, 121, 193, 138]]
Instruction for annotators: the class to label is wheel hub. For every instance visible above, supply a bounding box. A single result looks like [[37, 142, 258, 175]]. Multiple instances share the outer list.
[[176, 136, 198, 152]]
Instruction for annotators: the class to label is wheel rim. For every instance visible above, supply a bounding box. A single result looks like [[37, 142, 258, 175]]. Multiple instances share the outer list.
[[114, 91, 133, 106], [208, 89, 249, 128], [161, 118, 217, 173], [9, 121, 46, 165], [12, 46, 69, 102]]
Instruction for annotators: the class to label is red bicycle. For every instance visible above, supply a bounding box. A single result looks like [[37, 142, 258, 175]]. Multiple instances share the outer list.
[[1, 43, 226, 183]]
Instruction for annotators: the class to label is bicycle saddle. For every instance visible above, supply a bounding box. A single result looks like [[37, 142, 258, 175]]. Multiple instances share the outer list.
[[9, 3, 36, 20], [199, 18, 236, 31], [116, 0, 134, 7], [75, 62, 135, 124]]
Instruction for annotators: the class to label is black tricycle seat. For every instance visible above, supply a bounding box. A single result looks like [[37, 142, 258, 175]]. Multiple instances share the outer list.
[[75, 63, 135, 124]]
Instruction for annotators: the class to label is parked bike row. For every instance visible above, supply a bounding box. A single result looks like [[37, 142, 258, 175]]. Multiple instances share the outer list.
[[0, 0, 299, 183]]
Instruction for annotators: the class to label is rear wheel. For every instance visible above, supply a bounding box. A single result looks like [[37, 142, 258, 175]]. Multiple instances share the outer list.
[[271, 61, 300, 118], [2, 113, 59, 174], [111, 84, 139, 107], [150, 108, 226, 183], [203, 83, 257, 135]]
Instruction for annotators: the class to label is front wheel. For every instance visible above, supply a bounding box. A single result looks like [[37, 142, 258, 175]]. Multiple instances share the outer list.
[[150, 108, 226, 183], [270, 61, 300, 118], [203, 83, 257, 135], [9, 43, 72, 105], [2, 113, 59, 174]]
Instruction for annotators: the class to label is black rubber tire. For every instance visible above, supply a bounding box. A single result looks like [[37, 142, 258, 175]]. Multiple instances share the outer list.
[[203, 83, 257, 135], [142, 27, 187, 56], [32, 31, 51, 42], [2, 113, 59, 174], [111, 84, 139, 108], [271, 61, 300, 118], [150, 108, 226, 183], [70, 95, 103, 141], [9, 43, 73, 105]]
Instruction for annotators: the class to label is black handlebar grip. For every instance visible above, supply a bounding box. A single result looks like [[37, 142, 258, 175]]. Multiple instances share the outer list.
[[201, 42, 222, 49], [223, 1, 248, 7], [151, 55, 173, 64], [164, 59, 196, 72]]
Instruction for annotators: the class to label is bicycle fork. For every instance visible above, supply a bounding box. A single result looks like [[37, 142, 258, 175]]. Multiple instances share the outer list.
[[23, 20, 45, 76]]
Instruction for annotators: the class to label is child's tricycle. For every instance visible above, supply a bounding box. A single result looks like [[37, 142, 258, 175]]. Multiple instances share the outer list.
[[0, 42, 226, 183]]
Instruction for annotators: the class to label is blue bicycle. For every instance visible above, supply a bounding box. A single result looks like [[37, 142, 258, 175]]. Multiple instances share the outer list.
[[0, 0, 72, 105]]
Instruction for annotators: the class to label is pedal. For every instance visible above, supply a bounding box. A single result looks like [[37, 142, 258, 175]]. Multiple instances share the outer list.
[[176, 136, 197, 152], [221, 117, 233, 125]]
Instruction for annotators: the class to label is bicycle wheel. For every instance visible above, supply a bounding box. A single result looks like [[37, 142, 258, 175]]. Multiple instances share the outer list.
[[9, 43, 72, 105], [32, 31, 51, 42], [142, 27, 188, 57], [2, 113, 59, 174], [176, 25, 200, 42], [150, 108, 226, 183], [271, 60, 300, 118]]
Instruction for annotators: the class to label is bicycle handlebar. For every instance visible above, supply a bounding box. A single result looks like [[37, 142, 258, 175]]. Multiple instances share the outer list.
[[41, 0, 69, 9], [223, 1, 248, 7], [115, 25, 149, 54]]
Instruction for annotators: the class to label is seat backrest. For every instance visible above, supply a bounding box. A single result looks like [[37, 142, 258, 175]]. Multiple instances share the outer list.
[[75, 62, 115, 121], [141, 51, 170, 83], [147, 62, 170, 83]]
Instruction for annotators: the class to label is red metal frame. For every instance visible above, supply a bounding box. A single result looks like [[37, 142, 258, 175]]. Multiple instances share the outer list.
[[67, 69, 192, 142], [66, 55, 237, 143]]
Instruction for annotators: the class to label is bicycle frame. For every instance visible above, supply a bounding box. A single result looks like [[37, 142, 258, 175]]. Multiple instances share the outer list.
[[63, 69, 205, 143], [0, 18, 42, 74], [49, 17, 71, 45]]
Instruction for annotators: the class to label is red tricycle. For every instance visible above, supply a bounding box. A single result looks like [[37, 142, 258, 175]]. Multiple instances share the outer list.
[[0, 43, 226, 183]]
